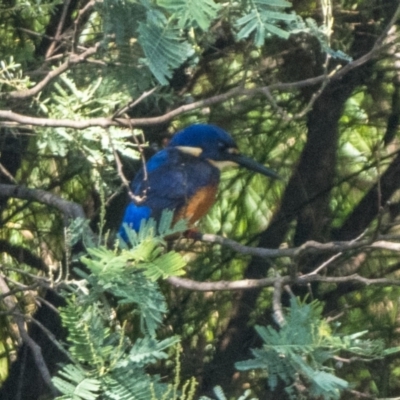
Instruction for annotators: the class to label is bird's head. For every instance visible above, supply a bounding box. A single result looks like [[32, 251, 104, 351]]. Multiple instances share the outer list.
[[169, 124, 281, 179]]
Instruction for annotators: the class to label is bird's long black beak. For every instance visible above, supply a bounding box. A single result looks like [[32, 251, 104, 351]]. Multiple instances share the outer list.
[[226, 153, 281, 180]]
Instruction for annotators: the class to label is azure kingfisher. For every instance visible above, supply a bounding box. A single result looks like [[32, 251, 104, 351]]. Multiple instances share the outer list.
[[119, 124, 279, 238]]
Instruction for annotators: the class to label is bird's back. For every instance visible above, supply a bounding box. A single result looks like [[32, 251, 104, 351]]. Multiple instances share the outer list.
[[120, 148, 220, 234]]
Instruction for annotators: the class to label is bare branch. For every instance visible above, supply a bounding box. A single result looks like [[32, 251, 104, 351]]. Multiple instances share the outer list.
[[0, 183, 86, 220], [16, 323, 57, 396], [167, 275, 282, 291], [23, 313, 72, 361], [0, 240, 49, 272], [0, 162, 18, 183], [112, 87, 158, 119], [3, 182, 400, 266], [45, 0, 72, 58], [0, 110, 115, 129], [0, 282, 40, 299], [167, 273, 400, 292], [0, 73, 366, 129], [2, 43, 101, 100], [199, 233, 400, 259], [73, 0, 96, 49], [107, 129, 132, 190]]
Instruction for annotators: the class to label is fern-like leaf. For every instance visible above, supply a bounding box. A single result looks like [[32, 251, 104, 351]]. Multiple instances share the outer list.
[[138, 15, 193, 85], [118, 336, 180, 367], [157, 0, 220, 30], [60, 300, 120, 369], [53, 364, 101, 400], [104, 367, 166, 400], [236, 297, 349, 399], [235, 0, 296, 46], [120, 209, 188, 248]]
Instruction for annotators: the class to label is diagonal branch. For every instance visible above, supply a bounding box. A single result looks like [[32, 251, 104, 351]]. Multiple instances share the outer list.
[[2, 43, 101, 101], [0, 274, 58, 396], [0, 183, 86, 220], [0, 240, 49, 272]]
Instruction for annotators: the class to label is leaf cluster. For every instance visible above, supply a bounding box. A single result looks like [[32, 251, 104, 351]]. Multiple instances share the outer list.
[[101, 0, 349, 86], [52, 212, 193, 399], [236, 297, 389, 400]]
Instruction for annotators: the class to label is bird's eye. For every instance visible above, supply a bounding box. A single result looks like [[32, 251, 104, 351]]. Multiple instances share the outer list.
[[218, 141, 227, 150]]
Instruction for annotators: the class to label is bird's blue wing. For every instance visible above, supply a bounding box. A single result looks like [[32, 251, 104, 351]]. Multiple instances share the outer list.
[[119, 148, 219, 237], [136, 149, 219, 216], [119, 202, 152, 233]]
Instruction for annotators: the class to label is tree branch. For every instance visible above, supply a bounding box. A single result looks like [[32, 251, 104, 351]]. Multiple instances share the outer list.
[[0, 184, 86, 220], [0, 240, 49, 272], [2, 43, 101, 100], [0, 274, 58, 396], [198, 232, 400, 259], [1, 14, 398, 130], [167, 273, 400, 292]]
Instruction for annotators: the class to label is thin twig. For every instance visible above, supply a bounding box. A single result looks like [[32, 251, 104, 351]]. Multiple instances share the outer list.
[[0, 282, 40, 299], [0, 162, 18, 183], [2, 42, 101, 100], [107, 129, 131, 189], [272, 279, 285, 326], [72, 0, 96, 51], [106, 128, 147, 204], [112, 87, 158, 119], [45, 0, 72, 58]]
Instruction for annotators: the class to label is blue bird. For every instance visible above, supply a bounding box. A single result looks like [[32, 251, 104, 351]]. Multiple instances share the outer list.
[[119, 124, 279, 238]]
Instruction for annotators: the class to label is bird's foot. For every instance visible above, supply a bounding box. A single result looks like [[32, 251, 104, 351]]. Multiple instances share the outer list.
[[183, 228, 202, 241]]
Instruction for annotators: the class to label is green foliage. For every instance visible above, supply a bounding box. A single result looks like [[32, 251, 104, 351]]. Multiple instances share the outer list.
[[53, 213, 193, 399], [53, 365, 101, 400], [0, 0, 396, 398], [119, 209, 188, 248], [236, 297, 388, 400], [301, 18, 353, 62], [38, 72, 138, 163], [0, 341, 8, 384], [0, 57, 31, 91], [157, 0, 220, 30], [235, 0, 297, 45], [138, 17, 194, 86], [101, 0, 196, 86], [100, 0, 349, 85], [77, 212, 187, 336]]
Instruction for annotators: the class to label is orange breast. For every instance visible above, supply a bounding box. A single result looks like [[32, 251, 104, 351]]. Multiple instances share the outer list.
[[174, 185, 218, 225]]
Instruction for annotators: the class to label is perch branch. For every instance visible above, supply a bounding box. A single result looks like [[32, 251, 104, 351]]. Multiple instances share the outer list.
[[167, 273, 400, 292]]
